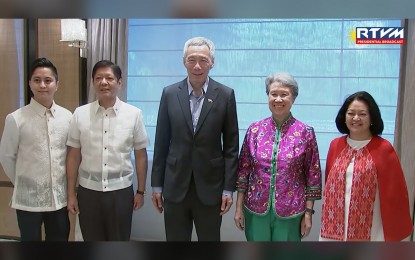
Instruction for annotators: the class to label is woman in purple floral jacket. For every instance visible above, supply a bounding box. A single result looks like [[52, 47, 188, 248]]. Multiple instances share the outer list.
[[234, 72, 322, 241]]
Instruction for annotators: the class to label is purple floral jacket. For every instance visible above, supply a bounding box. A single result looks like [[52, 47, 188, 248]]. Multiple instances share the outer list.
[[236, 115, 322, 217]]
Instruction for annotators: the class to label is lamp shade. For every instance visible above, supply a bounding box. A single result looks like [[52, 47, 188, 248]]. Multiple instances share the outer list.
[[60, 19, 87, 42]]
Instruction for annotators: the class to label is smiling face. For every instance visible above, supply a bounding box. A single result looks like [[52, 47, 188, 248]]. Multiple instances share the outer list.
[[93, 67, 122, 108], [345, 99, 372, 140], [29, 67, 58, 108], [268, 82, 294, 124], [183, 45, 214, 89]]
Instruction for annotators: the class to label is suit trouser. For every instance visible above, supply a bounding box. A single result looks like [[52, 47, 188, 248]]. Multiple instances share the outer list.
[[16, 207, 69, 241], [163, 178, 222, 241], [77, 185, 134, 241]]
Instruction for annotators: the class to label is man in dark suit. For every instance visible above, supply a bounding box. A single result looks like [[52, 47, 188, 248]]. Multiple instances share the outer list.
[[151, 36, 239, 241]]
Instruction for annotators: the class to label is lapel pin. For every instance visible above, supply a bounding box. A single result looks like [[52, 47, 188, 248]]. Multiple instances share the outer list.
[[208, 98, 213, 103]]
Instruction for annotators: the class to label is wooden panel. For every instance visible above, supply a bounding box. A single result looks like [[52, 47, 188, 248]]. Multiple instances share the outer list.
[[37, 19, 80, 113], [0, 19, 21, 183], [0, 187, 19, 239], [0, 19, 23, 240]]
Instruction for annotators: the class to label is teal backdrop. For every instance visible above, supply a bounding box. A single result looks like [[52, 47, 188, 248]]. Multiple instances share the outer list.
[[126, 18, 401, 169]]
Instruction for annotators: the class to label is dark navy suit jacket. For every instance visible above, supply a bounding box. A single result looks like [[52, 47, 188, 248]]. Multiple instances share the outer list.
[[151, 77, 239, 206]]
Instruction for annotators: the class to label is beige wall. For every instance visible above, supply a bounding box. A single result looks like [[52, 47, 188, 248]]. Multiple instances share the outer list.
[[38, 19, 80, 113], [395, 19, 415, 241], [0, 19, 23, 239]]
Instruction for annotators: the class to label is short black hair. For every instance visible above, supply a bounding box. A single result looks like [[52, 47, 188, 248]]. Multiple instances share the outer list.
[[30, 57, 58, 81], [92, 60, 122, 80], [335, 91, 384, 136]]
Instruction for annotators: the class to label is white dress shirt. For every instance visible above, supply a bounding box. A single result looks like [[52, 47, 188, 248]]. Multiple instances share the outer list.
[[66, 97, 148, 192], [0, 98, 72, 212]]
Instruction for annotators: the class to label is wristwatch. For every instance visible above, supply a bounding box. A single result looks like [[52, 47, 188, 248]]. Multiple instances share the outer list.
[[305, 208, 315, 215], [136, 190, 146, 195]]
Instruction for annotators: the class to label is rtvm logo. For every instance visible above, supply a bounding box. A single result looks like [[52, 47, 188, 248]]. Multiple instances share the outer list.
[[353, 27, 405, 44]]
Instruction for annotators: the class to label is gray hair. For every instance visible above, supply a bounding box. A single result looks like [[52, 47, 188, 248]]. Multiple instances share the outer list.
[[183, 37, 215, 59], [265, 72, 298, 99]]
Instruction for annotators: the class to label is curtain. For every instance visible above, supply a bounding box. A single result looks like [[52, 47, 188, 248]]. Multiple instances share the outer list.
[[394, 19, 415, 241], [87, 19, 129, 102]]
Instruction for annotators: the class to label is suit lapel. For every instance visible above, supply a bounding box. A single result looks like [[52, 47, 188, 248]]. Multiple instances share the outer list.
[[194, 79, 219, 135], [177, 80, 193, 134]]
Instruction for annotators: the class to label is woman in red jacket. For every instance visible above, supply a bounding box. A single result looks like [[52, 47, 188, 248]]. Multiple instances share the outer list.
[[319, 91, 413, 241]]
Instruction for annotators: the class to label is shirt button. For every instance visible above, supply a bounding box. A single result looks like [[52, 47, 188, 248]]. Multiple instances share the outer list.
[[104, 147, 107, 150], [105, 131, 107, 133]]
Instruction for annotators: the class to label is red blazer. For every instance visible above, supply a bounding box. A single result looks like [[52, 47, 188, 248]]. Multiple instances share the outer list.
[[326, 135, 413, 241]]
